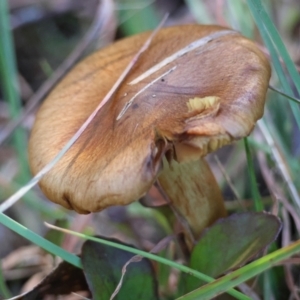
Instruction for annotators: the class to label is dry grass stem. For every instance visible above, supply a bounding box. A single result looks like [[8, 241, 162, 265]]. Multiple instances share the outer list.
[[237, 283, 261, 300], [110, 235, 174, 300], [257, 150, 300, 233], [116, 66, 176, 120], [258, 119, 300, 211], [129, 30, 237, 85]]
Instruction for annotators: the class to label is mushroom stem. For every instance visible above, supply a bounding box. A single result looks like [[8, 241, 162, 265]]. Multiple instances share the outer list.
[[158, 158, 227, 248]]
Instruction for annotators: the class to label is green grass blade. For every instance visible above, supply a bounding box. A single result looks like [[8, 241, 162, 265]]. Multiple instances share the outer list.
[[244, 138, 263, 211], [247, 0, 300, 93], [225, 0, 254, 38], [0, 0, 30, 182], [246, 0, 300, 130], [267, 41, 300, 130], [176, 239, 300, 300], [258, 119, 300, 211], [0, 213, 82, 268], [0, 265, 11, 299], [269, 86, 300, 104]]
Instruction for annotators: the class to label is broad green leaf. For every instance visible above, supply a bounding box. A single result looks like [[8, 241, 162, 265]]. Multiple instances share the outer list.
[[176, 238, 300, 300], [46, 225, 248, 300], [81, 238, 159, 300], [187, 212, 281, 290]]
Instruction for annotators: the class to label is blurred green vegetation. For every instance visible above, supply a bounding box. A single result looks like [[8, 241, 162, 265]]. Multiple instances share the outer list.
[[0, 0, 300, 299]]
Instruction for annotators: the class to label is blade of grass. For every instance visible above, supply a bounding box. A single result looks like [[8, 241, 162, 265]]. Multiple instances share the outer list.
[[246, 0, 300, 131], [0, 265, 11, 299], [258, 119, 300, 213], [176, 239, 300, 300], [0, 213, 81, 268], [244, 138, 263, 211], [263, 270, 275, 300], [45, 223, 250, 300], [0, 0, 30, 182], [247, 138, 271, 155], [244, 0, 300, 211], [247, 0, 300, 93], [262, 26, 299, 115], [269, 85, 300, 105]]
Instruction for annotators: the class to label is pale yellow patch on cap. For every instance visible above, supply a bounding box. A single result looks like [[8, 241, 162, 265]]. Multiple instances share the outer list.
[[187, 96, 220, 113]]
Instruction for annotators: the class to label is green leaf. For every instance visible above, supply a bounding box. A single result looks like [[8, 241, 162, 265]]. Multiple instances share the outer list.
[[187, 212, 281, 290], [176, 238, 300, 300], [46, 225, 248, 300], [81, 237, 159, 300]]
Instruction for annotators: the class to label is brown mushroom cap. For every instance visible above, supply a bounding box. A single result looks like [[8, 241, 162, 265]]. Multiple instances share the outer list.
[[29, 24, 271, 213]]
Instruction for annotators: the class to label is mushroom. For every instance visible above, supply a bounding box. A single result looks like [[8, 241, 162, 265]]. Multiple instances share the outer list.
[[29, 24, 271, 241]]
